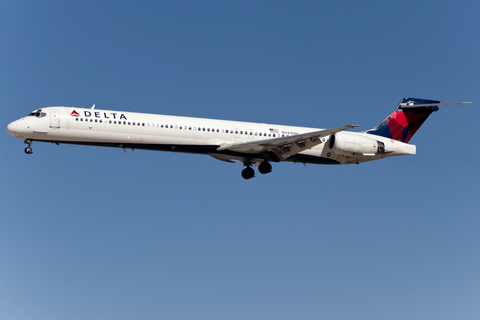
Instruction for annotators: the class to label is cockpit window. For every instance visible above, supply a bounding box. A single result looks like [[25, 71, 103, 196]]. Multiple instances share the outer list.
[[28, 109, 46, 118]]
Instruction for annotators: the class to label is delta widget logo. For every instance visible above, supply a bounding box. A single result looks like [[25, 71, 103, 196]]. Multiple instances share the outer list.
[[70, 110, 80, 117]]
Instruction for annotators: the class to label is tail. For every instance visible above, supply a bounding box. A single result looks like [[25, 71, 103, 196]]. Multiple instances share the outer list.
[[366, 97, 441, 143]]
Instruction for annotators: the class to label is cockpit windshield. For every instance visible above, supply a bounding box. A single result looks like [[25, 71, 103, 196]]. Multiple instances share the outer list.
[[28, 109, 46, 118]]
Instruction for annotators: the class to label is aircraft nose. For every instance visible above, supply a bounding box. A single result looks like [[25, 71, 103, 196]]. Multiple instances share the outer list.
[[6, 121, 17, 136]]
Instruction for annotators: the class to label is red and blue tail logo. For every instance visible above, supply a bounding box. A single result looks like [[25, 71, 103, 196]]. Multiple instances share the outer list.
[[366, 97, 440, 143]]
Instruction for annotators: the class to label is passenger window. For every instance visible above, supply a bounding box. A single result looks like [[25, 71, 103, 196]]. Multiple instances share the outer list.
[[75, 118, 79, 121]]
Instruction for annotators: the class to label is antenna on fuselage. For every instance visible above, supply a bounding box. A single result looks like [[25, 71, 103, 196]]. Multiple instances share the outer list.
[[91, 104, 95, 109]]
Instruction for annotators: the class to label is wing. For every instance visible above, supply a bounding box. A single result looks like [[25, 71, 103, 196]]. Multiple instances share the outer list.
[[217, 125, 359, 161]]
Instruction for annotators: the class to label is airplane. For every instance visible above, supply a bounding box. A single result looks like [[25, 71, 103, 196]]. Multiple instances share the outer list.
[[6, 97, 470, 179]]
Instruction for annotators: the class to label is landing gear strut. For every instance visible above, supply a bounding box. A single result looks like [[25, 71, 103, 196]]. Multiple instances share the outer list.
[[24, 140, 33, 154], [241, 166, 255, 180]]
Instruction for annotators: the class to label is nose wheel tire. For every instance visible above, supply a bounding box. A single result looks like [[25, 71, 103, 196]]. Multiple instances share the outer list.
[[24, 146, 33, 154], [241, 166, 255, 180]]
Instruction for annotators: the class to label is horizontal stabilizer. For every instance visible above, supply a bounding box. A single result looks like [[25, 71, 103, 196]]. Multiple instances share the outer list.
[[400, 101, 471, 109]]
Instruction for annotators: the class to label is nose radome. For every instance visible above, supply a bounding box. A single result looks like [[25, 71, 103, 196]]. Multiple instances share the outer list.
[[6, 121, 17, 136]]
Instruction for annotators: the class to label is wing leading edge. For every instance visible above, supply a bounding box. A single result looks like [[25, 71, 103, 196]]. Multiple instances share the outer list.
[[217, 125, 359, 161]]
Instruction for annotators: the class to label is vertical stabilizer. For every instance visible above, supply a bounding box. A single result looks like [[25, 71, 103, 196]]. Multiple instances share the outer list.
[[366, 97, 440, 143]]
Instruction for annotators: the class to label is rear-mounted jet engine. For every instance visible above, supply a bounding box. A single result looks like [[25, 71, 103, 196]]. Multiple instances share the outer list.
[[328, 132, 385, 156]]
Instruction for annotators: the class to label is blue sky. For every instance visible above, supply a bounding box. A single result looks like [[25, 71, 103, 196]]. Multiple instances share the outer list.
[[1, 1, 479, 319]]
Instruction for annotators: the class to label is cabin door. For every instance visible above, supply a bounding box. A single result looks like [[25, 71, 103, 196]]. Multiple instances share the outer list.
[[50, 109, 60, 128]]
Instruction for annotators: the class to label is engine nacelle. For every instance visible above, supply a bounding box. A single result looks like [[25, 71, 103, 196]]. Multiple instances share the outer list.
[[328, 132, 385, 156]]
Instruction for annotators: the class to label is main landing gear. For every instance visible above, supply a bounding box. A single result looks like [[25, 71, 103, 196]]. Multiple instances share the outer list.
[[241, 166, 255, 180], [258, 161, 272, 174], [241, 161, 272, 179], [24, 140, 33, 154]]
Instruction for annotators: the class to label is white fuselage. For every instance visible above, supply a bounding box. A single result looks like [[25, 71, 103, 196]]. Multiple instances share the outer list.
[[6, 106, 416, 166]]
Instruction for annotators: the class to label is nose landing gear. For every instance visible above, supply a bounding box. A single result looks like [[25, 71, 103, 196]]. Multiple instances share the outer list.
[[24, 140, 33, 154]]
